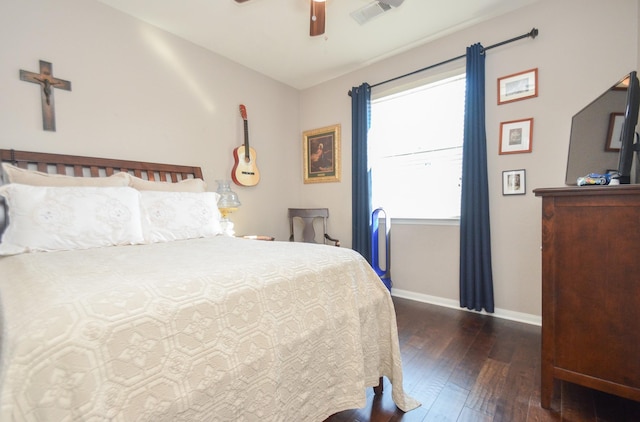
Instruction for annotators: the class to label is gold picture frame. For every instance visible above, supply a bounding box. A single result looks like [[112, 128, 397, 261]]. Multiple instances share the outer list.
[[303, 124, 341, 183]]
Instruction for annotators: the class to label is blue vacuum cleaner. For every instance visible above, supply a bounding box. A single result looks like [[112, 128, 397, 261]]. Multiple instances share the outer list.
[[371, 207, 391, 292]]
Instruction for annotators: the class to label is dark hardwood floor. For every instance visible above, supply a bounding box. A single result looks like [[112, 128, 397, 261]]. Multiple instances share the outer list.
[[326, 297, 640, 422]]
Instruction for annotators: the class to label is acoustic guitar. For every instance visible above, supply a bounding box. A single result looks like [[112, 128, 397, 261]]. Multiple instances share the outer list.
[[231, 104, 260, 186]]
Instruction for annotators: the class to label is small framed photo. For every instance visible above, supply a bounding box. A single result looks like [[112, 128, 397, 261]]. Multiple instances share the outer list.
[[498, 68, 538, 105], [499, 118, 533, 154], [503, 169, 526, 195], [303, 124, 341, 183], [605, 112, 624, 151]]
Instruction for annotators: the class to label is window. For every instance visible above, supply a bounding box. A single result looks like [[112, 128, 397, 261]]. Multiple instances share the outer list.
[[370, 72, 466, 220]]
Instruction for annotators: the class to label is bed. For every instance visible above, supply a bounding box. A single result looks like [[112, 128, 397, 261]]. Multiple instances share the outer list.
[[0, 149, 419, 421]]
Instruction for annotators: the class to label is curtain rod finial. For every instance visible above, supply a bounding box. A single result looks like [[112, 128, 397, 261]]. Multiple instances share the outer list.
[[530, 28, 539, 39]]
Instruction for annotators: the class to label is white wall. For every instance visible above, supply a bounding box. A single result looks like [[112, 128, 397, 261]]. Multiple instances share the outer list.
[[0, 0, 301, 241], [299, 0, 639, 320], [1, 0, 638, 320]]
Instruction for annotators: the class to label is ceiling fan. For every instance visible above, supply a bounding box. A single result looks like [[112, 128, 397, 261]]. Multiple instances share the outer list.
[[233, 0, 405, 37]]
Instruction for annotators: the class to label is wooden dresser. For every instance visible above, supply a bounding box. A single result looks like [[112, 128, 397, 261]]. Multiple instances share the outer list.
[[534, 185, 640, 408]]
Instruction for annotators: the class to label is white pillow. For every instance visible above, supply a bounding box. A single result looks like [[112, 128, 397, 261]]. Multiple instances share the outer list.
[[0, 184, 145, 255], [1, 162, 130, 187], [0, 164, 130, 243], [140, 191, 222, 243], [129, 174, 206, 192]]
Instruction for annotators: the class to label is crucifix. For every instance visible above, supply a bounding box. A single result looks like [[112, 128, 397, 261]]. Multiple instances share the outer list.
[[20, 60, 72, 131]]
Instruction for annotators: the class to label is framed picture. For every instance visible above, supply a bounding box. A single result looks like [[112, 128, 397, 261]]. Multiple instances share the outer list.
[[498, 68, 538, 105], [502, 169, 526, 195], [605, 112, 624, 151], [499, 118, 533, 154], [303, 124, 341, 183]]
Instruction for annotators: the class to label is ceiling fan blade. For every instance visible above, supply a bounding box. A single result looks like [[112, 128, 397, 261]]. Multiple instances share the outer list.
[[310, 0, 326, 37]]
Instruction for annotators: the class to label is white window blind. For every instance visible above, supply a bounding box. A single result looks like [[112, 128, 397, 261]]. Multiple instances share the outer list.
[[370, 73, 466, 220]]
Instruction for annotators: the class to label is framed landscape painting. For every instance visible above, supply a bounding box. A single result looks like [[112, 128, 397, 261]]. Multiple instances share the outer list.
[[498, 68, 538, 105]]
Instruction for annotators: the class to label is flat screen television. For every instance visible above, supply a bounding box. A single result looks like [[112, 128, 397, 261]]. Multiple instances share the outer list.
[[565, 71, 640, 185], [617, 70, 640, 184]]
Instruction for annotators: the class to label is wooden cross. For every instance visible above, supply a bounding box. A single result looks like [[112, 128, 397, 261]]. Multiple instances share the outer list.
[[20, 60, 72, 131]]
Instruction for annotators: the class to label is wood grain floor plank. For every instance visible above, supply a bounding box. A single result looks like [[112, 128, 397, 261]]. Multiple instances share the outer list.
[[463, 358, 509, 416], [447, 319, 496, 391], [493, 359, 535, 422], [422, 382, 469, 421], [456, 406, 492, 422], [493, 325, 539, 422]]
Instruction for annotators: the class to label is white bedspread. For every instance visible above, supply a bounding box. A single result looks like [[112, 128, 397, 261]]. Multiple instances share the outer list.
[[0, 237, 418, 421]]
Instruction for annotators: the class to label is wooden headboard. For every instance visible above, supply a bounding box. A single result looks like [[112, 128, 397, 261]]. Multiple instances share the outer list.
[[0, 149, 203, 182]]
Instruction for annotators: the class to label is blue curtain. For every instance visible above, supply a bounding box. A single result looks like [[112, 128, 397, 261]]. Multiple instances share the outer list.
[[459, 44, 495, 313], [351, 83, 372, 262]]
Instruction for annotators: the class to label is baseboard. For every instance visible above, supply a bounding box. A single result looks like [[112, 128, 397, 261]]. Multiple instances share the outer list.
[[391, 288, 541, 326]]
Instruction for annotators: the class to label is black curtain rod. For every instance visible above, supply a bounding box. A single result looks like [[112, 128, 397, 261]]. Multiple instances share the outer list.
[[348, 27, 538, 96]]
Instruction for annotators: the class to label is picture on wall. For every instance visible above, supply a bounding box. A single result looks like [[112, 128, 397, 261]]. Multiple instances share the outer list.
[[302, 124, 341, 184], [498, 68, 538, 105], [502, 169, 526, 195], [499, 118, 533, 154]]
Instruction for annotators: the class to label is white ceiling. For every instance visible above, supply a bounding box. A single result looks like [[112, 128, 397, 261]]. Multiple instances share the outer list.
[[96, 0, 539, 90]]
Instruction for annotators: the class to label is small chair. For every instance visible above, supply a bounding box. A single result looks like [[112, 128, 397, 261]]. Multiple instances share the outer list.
[[288, 208, 340, 246]]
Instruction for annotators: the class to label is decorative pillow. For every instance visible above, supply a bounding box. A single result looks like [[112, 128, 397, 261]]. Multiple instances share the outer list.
[[0, 184, 145, 255], [140, 191, 222, 243], [1, 162, 130, 187], [129, 174, 206, 192]]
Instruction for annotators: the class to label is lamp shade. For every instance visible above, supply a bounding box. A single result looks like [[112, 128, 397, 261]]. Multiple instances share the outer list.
[[216, 180, 242, 219], [216, 180, 241, 210], [216, 180, 240, 236]]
